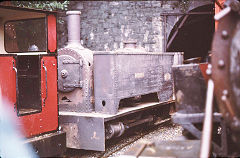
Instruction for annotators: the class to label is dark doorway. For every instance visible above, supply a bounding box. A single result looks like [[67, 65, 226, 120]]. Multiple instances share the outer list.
[[17, 55, 42, 115], [167, 4, 215, 61]]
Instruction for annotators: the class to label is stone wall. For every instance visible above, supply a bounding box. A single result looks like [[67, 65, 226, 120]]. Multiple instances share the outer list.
[[57, 0, 212, 52]]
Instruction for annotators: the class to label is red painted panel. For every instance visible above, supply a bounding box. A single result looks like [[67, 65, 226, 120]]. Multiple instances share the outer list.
[[199, 63, 209, 82], [0, 56, 58, 137], [47, 14, 57, 53], [0, 56, 16, 112], [0, 56, 25, 134], [20, 56, 58, 137]]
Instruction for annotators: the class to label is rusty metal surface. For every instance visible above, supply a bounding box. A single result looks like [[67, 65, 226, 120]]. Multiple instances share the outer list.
[[58, 10, 94, 113], [94, 52, 182, 114], [59, 114, 105, 151], [172, 63, 228, 156], [58, 53, 82, 92], [173, 64, 207, 113], [26, 131, 66, 157], [59, 101, 173, 151], [58, 47, 94, 113], [64, 120, 179, 157], [211, 9, 240, 133], [60, 101, 173, 122]]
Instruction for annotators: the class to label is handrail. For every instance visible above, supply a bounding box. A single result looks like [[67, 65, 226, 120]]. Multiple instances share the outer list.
[[13, 60, 18, 111], [42, 60, 48, 107]]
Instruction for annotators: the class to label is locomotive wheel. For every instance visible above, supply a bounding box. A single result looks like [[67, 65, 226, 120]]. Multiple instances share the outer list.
[[211, 7, 240, 138]]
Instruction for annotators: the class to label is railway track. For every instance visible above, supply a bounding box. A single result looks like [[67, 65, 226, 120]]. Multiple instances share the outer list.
[[65, 118, 173, 158]]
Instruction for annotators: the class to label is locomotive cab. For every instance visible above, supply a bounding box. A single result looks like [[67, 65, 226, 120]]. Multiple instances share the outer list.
[[0, 5, 66, 157]]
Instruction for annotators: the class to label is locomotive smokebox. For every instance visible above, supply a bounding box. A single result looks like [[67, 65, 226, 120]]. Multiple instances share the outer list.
[[58, 10, 93, 113]]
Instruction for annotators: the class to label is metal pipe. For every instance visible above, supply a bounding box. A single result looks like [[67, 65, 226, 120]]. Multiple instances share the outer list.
[[200, 79, 214, 158], [66, 11, 81, 46]]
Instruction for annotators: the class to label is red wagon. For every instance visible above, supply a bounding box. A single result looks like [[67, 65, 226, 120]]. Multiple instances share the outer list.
[[0, 4, 66, 157]]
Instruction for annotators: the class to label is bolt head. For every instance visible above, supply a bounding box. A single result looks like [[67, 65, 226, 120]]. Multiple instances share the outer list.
[[206, 64, 212, 75], [207, 64, 212, 69], [218, 60, 225, 68], [222, 89, 229, 96], [221, 30, 228, 39], [221, 95, 227, 101], [206, 69, 212, 75]]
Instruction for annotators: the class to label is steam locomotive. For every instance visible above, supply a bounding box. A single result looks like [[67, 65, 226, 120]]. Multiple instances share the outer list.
[[58, 11, 183, 151]]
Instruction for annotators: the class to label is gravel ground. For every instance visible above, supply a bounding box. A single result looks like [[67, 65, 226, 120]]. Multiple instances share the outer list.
[[110, 123, 183, 157]]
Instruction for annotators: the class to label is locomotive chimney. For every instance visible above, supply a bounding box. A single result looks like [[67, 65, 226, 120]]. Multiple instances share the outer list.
[[66, 11, 83, 48]]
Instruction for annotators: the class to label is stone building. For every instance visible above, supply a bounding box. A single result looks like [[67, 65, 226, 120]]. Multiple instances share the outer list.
[[58, 0, 214, 59]]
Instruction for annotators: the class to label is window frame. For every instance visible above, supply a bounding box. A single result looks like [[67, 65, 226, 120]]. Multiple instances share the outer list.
[[4, 17, 48, 53]]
